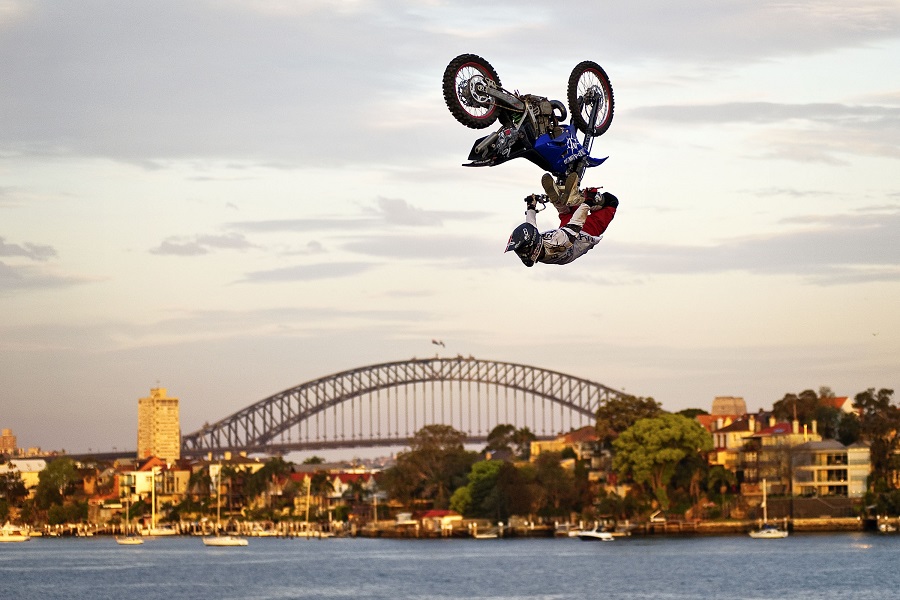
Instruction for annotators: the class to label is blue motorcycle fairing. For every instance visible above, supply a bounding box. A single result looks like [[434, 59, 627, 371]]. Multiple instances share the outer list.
[[462, 124, 606, 177], [533, 125, 607, 175]]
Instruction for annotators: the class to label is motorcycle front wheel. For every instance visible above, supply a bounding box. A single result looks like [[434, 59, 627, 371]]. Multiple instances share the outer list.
[[567, 61, 614, 137], [442, 54, 502, 129]]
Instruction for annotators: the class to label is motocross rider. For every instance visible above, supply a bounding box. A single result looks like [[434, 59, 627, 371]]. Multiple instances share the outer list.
[[505, 174, 618, 267]]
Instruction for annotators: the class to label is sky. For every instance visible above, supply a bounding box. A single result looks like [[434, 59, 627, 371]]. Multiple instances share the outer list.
[[1, 0, 899, 456]]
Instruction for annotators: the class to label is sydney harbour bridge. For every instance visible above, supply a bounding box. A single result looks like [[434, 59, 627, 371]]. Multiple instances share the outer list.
[[181, 357, 629, 458]]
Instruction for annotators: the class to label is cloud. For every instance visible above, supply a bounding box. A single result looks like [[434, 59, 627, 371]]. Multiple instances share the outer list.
[[4, 1, 898, 167], [239, 261, 374, 283], [374, 196, 443, 226], [0, 236, 57, 261], [608, 207, 900, 284], [229, 217, 377, 234], [150, 232, 256, 256], [0, 261, 88, 292], [341, 233, 503, 262], [631, 101, 900, 162], [633, 102, 900, 125]]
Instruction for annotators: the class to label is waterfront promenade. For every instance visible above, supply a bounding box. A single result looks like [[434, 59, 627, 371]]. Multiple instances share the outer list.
[[20, 515, 875, 540]]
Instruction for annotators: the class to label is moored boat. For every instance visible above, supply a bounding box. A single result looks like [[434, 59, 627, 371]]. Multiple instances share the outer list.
[[576, 526, 614, 542], [749, 479, 788, 539], [0, 523, 30, 543], [202, 535, 248, 547], [116, 536, 145, 545]]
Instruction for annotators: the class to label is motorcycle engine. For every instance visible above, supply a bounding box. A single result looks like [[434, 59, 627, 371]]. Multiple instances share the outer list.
[[529, 96, 559, 138], [495, 127, 519, 157]]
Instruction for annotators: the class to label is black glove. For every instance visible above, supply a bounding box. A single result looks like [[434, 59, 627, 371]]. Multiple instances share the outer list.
[[524, 194, 539, 210], [600, 192, 619, 209]]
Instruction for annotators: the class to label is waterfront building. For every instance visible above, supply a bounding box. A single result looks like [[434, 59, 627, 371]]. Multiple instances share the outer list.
[[791, 439, 870, 498], [529, 426, 599, 462], [708, 416, 757, 470], [0, 458, 46, 499], [739, 420, 823, 494], [0, 428, 17, 455], [137, 387, 181, 462]]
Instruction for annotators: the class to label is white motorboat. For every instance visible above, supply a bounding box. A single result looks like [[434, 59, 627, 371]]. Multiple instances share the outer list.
[[202, 535, 248, 547], [749, 479, 788, 539], [0, 523, 30, 543], [116, 536, 145, 545], [576, 526, 614, 542], [143, 525, 178, 537]]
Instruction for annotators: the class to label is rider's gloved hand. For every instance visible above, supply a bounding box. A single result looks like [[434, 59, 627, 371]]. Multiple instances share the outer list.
[[524, 194, 540, 210]]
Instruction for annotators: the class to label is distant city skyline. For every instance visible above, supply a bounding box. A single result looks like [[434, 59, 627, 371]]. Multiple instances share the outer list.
[[2, 1, 898, 454]]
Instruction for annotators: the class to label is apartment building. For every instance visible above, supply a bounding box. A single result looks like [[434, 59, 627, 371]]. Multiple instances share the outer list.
[[137, 387, 181, 462]]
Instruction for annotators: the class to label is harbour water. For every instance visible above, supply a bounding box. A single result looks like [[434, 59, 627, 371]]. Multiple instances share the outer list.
[[1, 533, 898, 600]]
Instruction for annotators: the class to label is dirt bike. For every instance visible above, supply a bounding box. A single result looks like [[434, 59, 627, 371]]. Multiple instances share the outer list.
[[442, 54, 614, 188]]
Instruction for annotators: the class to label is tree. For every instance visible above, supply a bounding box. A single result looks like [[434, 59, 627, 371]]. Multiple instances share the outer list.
[[706, 465, 736, 518], [677, 408, 709, 420], [837, 412, 861, 446], [381, 425, 477, 509], [854, 388, 899, 491], [35, 458, 78, 509], [772, 389, 820, 423], [531, 452, 576, 516], [814, 405, 843, 440], [483, 424, 536, 460], [454, 460, 503, 519], [612, 414, 713, 511], [244, 456, 294, 503], [596, 395, 662, 448], [0, 468, 28, 507]]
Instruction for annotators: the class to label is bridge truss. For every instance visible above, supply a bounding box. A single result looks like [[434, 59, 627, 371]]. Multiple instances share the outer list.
[[181, 357, 627, 457]]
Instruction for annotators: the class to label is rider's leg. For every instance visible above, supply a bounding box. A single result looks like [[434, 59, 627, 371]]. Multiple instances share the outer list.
[[563, 172, 581, 206], [541, 173, 560, 203], [564, 203, 590, 229]]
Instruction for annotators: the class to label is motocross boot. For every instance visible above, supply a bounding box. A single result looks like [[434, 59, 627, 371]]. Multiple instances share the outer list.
[[541, 173, 572, 214], [541, 173, 560, 204], [563, 172, 582, 206]]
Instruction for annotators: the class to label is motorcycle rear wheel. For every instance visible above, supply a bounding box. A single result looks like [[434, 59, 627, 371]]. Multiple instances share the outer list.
[[442, 54, 502, 129], [567, 61, 614, 137]]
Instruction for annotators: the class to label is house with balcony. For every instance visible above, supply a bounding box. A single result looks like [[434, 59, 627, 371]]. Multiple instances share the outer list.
[[739, 420, 822, 494], [791, 439, 870, 498]]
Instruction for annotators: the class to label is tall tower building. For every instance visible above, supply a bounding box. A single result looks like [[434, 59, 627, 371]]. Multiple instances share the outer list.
[[0, 428, 17, 455], [137, 387, 181, 462]]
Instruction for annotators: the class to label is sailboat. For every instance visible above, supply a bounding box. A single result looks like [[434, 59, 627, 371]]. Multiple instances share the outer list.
[[295, 476, 333, 539], [203, 463, 248, 547], [144, 467, 177, 537], [116, 490, 144, 545], [749, 478, 788, 539]]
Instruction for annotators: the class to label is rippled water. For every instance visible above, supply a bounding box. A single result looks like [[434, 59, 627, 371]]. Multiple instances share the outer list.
[[1, 533, 898, 600]]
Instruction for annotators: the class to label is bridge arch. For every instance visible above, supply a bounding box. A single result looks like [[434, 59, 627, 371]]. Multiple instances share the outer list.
[[181, 357, 628, 457]]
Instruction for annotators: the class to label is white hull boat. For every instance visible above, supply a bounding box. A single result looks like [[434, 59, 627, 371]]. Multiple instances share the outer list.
[[202, 535, 249, 547], [576, 527, 614, 542], [749, 479, 788, 539], [116, 536, 145, 545], [0, 523, 30, 543]]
